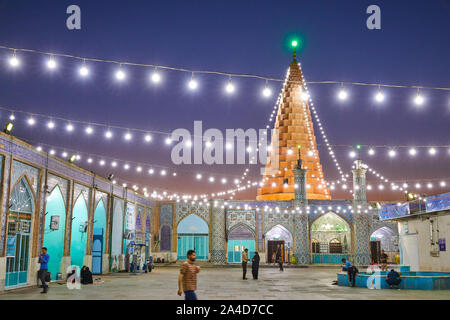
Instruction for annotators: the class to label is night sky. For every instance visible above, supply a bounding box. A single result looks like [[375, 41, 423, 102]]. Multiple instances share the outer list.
[[0, 0, 449, 201]]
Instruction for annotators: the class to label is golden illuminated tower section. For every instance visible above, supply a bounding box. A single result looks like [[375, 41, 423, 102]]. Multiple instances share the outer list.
[[256, 55, 331, 201]]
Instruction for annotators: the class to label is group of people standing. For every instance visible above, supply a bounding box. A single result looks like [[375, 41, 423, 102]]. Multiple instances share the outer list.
[[241, 248, 260, 280]]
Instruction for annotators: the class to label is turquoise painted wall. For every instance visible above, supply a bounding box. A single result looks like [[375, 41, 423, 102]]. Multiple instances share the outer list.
[[70, 195, 89, 268], [43, 187, 66, 280]]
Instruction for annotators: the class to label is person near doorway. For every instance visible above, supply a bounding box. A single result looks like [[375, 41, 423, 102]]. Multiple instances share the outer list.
[[380, 250, 388, 271], [252, 252, 260, 280], [271, 252, 277, 265], [386, 269, 401, 289], [242, 248, 249, 280], [342, 258, 358, 287], [38, 247, 50, 294], [276, 245, 283, 271], [178, 250, 200, 300]]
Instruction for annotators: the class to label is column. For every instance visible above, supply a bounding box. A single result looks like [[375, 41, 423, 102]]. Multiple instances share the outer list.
[[352, 160, 371, 266], [210, 199, 226, 264]]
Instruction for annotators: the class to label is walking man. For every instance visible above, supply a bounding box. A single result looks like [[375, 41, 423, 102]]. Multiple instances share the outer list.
[[38, 247, 50, 294], [178, 250, 200, 300], [242, 248, 249, 280]]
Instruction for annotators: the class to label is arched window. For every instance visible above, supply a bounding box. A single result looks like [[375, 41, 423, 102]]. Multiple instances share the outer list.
[[311, 238, 320, 253], [329, 238, 342, 253]]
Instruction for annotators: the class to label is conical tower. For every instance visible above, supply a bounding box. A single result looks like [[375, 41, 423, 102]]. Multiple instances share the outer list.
[[257, 52, 331, 201]]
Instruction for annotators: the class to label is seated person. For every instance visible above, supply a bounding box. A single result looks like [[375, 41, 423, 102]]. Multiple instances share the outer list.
[[386, 269, 401, 289], [81, 266, 93, 284], [342, 258, 358, 287]]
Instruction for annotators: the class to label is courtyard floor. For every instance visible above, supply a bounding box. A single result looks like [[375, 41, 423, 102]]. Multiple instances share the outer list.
[[1, 266, 449, 300]]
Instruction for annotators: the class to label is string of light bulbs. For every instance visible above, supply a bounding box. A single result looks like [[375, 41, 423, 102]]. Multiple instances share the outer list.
[[2, 45, 449, 103]]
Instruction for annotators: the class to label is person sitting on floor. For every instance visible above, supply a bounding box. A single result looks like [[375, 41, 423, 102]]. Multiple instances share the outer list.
[[386, 269, 401, 289], [81, 266, 93, 284]]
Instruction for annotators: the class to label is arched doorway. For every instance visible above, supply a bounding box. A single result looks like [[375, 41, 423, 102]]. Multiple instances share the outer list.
[[370, 226, 398, 263], [265, 225, 293, 263], [310, 212, 351, 264], [5, 177, 34, 288], [227, 225, 255, 263], [70, 193, 89, 268], [43, 186, 66, 280], [177, 214, 209, 261], [92, 200, 107, 274]]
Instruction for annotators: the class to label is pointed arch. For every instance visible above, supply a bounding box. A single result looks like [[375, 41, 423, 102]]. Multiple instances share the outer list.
[[73, 190, 89, 212], [9, 174, 36, 214], [227, 222, 256, 239], [70, 191, 89, 268]]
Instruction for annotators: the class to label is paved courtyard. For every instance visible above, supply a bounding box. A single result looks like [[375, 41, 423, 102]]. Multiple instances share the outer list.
[[1, 266, 449, 300]]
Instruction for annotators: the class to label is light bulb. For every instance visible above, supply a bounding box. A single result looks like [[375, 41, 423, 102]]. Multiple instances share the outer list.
[[368, 148, 375, 156], [262, 86, 271, 97], [338, 88, 348, 100], [115, 66, 125, 80], [225, 80, 235, 94], [151, 71, 161, 83], [300, 91, 309, 101], [414, 93, 424, 105], [428, 147, 436, 156], [105, 130, 113, 139], [124, 164, 130, 170], [27, 118, 35, 126], [87, 158, 93, 163], [47, 121, 55, 129], [9, 114, 15, 121], [85, 126, 93, 134], [349, 151, 356, 158], [148, 169, 154, 174], [124, 132, 132, 141], [196, 174, 202, 180], [409, 148, 417, 156], [66, 123, 74, 132], [36, 146, 42, 152], [375, 91, 385, 102], [49, 149, 55, 155], [144, 134, 152, 142], [388, 150, 396, 157], [47, 56, 57, 69], [188, 74, 198, 90], [161, 170, 167, 176], [165, 137, 172, 145], [79, 63, 89, 77], [9, 54, 20, 67]]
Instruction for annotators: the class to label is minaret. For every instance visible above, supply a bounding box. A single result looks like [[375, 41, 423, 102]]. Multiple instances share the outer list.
[[257, 47, 330, 201], [352, 159, 371, 266], [293, 149, 310, 264]]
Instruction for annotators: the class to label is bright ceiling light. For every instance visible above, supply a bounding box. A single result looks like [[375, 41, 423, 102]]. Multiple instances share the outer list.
[[368, 148, 375, 156], [47, 121, 55, 129], [300, 91, 309, 101], [85, 126, 93, 134], [428, 147, 437, 156], [262, 86, 272, 97], [388, 149, 396, 158], [188, 73, 198, 90], [144, 134, 152, 142], [124, 132, 132, 141], [27, 118, 35, 126], [79, 60, 89, 77], [409, 148, 417, 156]]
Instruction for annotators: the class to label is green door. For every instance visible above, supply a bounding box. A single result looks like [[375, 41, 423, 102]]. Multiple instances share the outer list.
[[177, 234, 208, 261]]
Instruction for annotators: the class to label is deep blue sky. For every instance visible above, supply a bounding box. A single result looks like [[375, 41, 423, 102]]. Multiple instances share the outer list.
[[0, 0, 449, 201]]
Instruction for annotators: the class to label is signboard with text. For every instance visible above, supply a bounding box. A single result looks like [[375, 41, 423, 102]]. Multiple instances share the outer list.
[[426, 192, 450, 212], [379, 203, 410, 220]]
